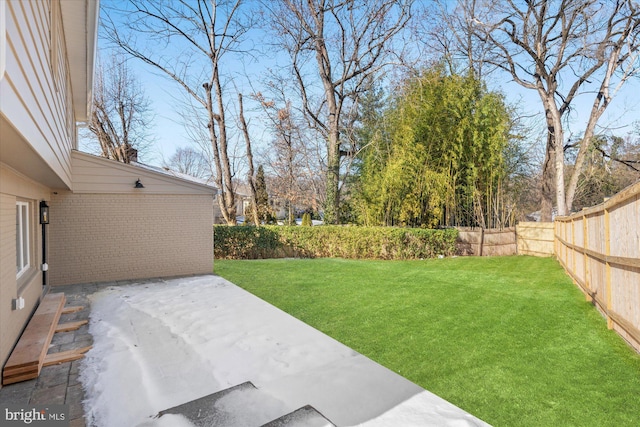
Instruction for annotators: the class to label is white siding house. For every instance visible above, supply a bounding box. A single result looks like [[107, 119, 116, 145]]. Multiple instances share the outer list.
[[0, 0, 215, 376]]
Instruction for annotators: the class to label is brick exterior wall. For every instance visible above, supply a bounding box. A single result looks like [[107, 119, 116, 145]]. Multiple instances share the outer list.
[[0, 166, 49, 369], [48, 193, 214, 286]]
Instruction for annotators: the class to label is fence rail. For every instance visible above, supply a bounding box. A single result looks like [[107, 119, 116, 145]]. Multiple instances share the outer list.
[[555, 181, 640, 353]]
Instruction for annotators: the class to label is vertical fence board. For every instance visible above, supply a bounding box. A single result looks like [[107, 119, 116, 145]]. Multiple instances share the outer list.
[[583, 216, 589, 298], [605, 207, 612, 329]]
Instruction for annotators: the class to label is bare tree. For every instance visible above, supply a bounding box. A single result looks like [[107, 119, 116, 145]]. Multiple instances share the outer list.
[[103, 0, 256, 225], [415, 0, 494, 78], [464, 0, 640, 218], [253, 74, 326, 218], [87, 54, 153, 163], [237, 93, 260, 225], [255, 93, 309, 223], [164, 146, 211, 180], [264, 0, 413, 224], [570, 134, 640, 209]]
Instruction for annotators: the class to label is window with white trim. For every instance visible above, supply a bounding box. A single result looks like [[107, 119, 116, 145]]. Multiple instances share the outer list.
[[16, 201, 30, 278]]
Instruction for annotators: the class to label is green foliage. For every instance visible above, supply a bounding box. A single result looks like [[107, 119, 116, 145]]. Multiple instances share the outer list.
[[254, 165, 274, 223], [214, 225, 458, 260], [213, 225, 281, 259], [354, 66, 512, 228], [301, 212, 312, 226]]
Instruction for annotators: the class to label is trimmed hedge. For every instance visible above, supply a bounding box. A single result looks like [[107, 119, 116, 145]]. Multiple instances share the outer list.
[[214, 225, 458, 260]]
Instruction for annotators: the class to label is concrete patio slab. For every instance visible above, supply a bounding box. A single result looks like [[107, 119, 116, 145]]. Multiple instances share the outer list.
[[78, 275, 490, 427]]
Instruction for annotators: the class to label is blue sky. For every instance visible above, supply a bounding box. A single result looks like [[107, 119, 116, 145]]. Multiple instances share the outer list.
[[84, 1, 640, 169], [130, 65, 639, 168]]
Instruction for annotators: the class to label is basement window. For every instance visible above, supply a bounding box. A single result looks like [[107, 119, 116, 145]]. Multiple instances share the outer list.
[[16, 201, 30, 278]]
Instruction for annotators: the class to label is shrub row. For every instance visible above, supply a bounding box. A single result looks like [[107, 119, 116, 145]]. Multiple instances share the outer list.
[[214, 225, 458, 260]]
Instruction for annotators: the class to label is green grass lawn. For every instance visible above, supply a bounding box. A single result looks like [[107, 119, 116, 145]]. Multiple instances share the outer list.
[[214, 256, 640, 427]]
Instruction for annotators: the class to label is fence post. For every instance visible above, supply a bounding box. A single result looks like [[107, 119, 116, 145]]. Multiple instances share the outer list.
[[571, 219, 576, 275], [604, 208, 613, 329], [554, 221, 558, 260], [583, 213, 590, 302]]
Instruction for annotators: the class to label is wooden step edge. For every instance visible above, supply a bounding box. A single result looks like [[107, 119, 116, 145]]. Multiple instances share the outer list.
[[36, 299, 66, 373], [31, 293, 66, 316], [2, 371, 38, 386], [43, 346, 92, 367], [2, 368, 39, 382], [55, 320, 88, 333], [2, 363, 39, 377], [2, 360, 39, 372], [61, 306, 84, 314]]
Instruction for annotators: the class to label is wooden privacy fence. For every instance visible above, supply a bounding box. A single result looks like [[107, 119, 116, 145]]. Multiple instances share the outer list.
[[456, 224, 554, 257], [456, 227, 517, 256], [555, 181, 640, 353], [517, 222, 554, 256]]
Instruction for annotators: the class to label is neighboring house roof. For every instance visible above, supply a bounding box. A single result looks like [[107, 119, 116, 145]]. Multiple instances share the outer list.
[[72, 150, 217, 195], [231, 182, 252, 198]]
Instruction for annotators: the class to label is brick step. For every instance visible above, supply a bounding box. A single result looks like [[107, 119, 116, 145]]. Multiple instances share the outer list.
[[156, 381, 290, 427], [261, 405, 336, 427], [156, 381, 336, 427]]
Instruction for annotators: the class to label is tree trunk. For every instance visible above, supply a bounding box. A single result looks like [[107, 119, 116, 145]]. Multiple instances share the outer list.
[[565, 133, 594, 213], [324, 126, 341, 224], [540, 134, 555, 222], [204, 82, 235, 225], [211, 67, 236, 225], [554, 128, 567, 217], [238, 93, 260, 225], [315, 33, 341, 224], [541, 94, 567, 217], [565, 89, 610, 212]]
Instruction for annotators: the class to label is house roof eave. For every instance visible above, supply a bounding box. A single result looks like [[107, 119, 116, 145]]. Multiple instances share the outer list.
[[59, 0, 99, 123]]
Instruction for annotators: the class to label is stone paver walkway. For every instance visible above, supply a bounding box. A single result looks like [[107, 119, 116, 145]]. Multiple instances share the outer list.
[[0, 279, 165, 427], [0, 282, 96, 426]]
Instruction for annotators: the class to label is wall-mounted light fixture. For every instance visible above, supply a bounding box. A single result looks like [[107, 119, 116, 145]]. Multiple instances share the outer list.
[[40, 200, 49, 288], [134, 179, 145, 189], [39, 201, 49, 224]]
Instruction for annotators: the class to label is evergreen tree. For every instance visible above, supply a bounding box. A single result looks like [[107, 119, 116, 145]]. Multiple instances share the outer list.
[[301, 212, 312, 226], [254, 165, 272, 223]]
